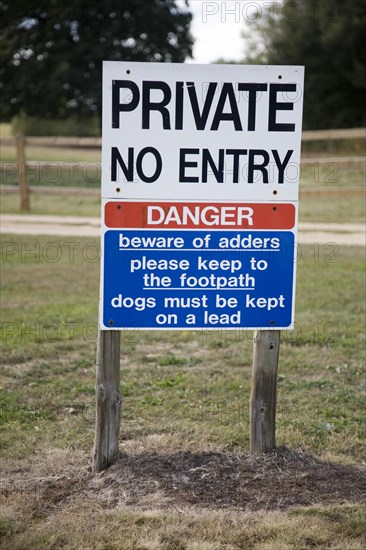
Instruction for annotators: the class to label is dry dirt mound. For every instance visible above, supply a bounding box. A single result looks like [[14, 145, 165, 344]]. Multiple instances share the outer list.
[[2, 447, 366, 514], [87, 446, 366, 511]]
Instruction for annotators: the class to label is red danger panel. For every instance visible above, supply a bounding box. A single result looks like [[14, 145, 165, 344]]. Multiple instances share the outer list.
[[105, 202, 295, 230]]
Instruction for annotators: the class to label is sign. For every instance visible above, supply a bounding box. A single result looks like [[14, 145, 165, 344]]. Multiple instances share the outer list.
[[100, 62, 304, 330]]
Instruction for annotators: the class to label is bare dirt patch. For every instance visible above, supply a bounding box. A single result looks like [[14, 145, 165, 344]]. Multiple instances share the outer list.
[[2, 447, 365, 518], [90, 446, 366, 511]]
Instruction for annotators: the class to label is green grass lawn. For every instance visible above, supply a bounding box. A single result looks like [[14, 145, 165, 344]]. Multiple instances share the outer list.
[[1, 236, 365, 548], [0, 192, 101, 217], [1, 124, 365, 547], [0, 236, 364, 462], [299, 192, 365, 223]]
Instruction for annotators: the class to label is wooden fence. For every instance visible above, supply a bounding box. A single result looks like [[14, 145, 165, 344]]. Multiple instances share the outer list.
[[0, 128, 365, 211]]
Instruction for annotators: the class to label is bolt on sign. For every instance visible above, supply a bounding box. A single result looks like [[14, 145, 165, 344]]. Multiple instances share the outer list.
[[100, 62, 304, 330]]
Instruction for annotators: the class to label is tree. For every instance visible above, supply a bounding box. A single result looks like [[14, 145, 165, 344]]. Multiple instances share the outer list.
[[242, 0, 366, 129], [0, 0, 193, 122]]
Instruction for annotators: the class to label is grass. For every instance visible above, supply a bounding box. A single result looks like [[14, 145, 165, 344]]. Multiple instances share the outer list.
[[0, 192, 101, 217], [0, 150, 100, 188], [1, 189, 365, 223], [0, 123, 12, 137], [1, 235, 365, 547], [1, 503, 365, 549], [1, 137, 364, 224], [1, 138, 364, 223], [300, 164, 364, 188], [1, 132, 365, 547], [1, 136, 364, 189], [0, 144, 100, 163], [0, 155, 364, 189], [0, 237, 365, 460], [298, 193, 365, 223]]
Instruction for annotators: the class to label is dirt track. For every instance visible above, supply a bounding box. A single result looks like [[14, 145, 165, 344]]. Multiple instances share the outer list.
[[1, 214, 365, 245]]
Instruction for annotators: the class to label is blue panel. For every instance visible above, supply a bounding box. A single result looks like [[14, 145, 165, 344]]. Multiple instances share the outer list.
[[102, 230, 295, 329]]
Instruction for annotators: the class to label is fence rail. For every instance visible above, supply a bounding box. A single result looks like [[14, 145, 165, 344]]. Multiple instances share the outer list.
[[1, 127, 365, 148], [0, 136, 101, 148], [0, 128, 365, 210], [301, 127, 365, 141]]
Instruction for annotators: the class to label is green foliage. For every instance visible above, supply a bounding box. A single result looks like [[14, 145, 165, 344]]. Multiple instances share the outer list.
[[159, 354, 188, 366], [242, 0, 366, 129], [0, 518, 19, 539], [0, 0, 193, 121]]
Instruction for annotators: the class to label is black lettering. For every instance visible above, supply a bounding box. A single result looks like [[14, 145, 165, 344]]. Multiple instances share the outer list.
[[226, 149, 248, 183], [179, 148, 199, 182], [187, 82, 217, 130], [248, 150, 270, 183], [211, 83, 242, 131], [175, 82, 184, 130], [111, 147, 134, 181], [112, 80, 140, 129], [136, 147, 162, 183], [142, 81, 172, 129], [269, 84, 296, 132], [238, 83, 268, 131], [272, 149, 293, 183], [202, 149, 224, 183]]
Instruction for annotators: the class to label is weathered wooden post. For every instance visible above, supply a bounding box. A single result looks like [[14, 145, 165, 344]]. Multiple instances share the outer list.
[[15, 134, 30, 211], [92, 330, 121, 472], [250, 329, 281, 453]]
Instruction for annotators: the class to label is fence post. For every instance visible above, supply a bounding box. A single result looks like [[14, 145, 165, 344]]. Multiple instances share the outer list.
[[15, 134, 30, 211], [92, 330, 121, 472], [250, 329, 281, 453]]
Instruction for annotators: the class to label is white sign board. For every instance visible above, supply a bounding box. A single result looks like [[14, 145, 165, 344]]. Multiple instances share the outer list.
[[102, 62, 304, 201], [100, 62, 304, 330]]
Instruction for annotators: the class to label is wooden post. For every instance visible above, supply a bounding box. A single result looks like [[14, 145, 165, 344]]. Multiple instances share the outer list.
[[92, 330, 121, 472], [15, 134, 30, 211], [250, 329, 281, 454]]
